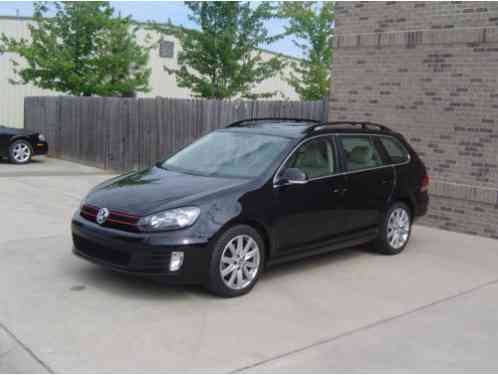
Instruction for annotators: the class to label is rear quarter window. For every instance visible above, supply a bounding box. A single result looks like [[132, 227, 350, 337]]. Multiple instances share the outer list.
[[379, 136, 410, 164]]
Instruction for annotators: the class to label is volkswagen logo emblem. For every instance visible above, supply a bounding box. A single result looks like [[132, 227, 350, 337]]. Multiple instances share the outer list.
[[96, 208, 110, 225]]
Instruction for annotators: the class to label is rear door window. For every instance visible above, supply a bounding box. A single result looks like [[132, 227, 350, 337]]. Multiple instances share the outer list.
[[378, 136, 410, 164], [339, 136, 383, 172]]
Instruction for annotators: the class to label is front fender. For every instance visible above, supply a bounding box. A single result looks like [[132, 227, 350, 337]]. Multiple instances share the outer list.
[[192, 195, 243, 242]]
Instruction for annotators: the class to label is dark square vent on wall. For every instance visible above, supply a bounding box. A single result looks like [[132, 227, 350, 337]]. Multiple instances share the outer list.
[[159, 40, 175, 58]]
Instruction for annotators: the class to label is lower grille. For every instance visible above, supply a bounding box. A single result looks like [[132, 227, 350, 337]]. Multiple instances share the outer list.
[[73, 235, 130, 266], [73, 234, 172, 273], [141, 252, 171, 272]]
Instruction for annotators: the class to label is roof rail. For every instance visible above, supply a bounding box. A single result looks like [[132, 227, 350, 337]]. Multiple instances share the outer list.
[[304, 121, 392, 134], [226, 117, 320, 128]]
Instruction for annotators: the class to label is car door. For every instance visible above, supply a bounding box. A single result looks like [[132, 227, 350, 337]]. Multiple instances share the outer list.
[[272, 136, 349, 254], [338, 134, 394, 233], [0, 128, 10, 157]]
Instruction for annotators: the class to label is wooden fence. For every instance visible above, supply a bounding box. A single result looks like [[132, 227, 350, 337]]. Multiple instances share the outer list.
[[25, 96, 327, 172]]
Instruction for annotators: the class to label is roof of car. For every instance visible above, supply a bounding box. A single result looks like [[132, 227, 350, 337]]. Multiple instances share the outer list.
[[222, 119, 394, 139], [222, 121, 315, 138]]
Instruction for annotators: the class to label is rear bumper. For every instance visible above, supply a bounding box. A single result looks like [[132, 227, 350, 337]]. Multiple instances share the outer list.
[[71, 213, 211, 284], [33, 141, 48, 155], [413, 191, 429, 219]]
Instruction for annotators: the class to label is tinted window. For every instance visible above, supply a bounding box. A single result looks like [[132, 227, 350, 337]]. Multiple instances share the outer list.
[[284, 138, 335, 179], [162, 131, 290, 178], [379, 136, 409, 163], [340, 136, 382, 171]]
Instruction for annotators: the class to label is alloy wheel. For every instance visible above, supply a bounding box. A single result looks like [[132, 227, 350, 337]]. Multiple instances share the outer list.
[[387, 207, 410, 249], [12, 142, 31, 163], [219, 234, 261, 290]]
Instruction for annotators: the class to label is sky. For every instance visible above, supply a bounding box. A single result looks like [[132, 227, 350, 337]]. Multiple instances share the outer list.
[[0, 1, 301, 58]]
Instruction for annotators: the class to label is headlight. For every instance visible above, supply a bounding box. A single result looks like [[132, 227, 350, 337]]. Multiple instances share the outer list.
[[38, 134, 46, 142], [79, 194, 88, 208], [138, 207, 200, 232]]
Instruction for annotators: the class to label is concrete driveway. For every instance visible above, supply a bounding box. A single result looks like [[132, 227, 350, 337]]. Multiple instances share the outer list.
[[2, 157, 498, 372]]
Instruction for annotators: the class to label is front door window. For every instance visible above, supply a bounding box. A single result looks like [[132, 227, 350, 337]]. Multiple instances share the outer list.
[[284, 138, 335, 179]]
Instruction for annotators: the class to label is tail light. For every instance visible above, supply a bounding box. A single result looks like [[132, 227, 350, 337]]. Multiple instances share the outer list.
[[420, 175, 430, 192]]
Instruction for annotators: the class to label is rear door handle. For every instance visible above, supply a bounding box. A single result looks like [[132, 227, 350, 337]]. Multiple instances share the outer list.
[[381, 179, 392, 185]]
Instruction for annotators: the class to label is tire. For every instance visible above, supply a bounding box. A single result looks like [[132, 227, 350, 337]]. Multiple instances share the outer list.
[[8, 139, 33, 164], [206, 225, 265, 298], [373, 202, 412, 255]]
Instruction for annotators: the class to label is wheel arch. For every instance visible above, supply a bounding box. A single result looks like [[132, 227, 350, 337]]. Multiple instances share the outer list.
[[10, 135, 33, 146], [386, 196, 415, 221], [216, 218, 273, 262], [392, 196, 415, 219]]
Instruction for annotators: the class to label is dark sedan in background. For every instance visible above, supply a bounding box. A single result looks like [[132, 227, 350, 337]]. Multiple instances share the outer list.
[[0, 126, 48, 164]]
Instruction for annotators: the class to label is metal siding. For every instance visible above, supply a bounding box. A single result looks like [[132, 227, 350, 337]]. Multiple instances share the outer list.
[[0, 17, 299, 129]]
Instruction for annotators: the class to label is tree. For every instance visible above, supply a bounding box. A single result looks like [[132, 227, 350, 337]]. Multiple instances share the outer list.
[[0, 2, 151, 96], [155, 2, 283, 99], [280, 2, 335, 100]]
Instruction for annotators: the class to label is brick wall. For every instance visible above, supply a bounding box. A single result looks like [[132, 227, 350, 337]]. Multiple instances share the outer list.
[[330, 1, 498, 239]]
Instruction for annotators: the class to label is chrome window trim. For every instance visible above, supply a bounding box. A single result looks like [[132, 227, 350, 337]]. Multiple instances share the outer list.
[[272, 133, 411, 188], [273, 134, 335, 187]]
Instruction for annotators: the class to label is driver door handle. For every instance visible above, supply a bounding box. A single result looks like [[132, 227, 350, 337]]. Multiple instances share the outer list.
[[333, 187, 348, 193]]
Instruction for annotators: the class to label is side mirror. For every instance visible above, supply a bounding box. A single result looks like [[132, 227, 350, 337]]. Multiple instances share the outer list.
[[276, 168, 308, 186]]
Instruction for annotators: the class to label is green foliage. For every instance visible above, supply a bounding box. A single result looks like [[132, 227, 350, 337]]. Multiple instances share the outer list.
[[280, 2, 335, 100], [0, 2, 151, 96], [154, 2, 283, 99]]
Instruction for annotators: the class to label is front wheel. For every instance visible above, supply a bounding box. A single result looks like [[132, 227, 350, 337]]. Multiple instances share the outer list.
[[206, 225, 265, 298], [373, 202, 411, 255], [9, 140, 33, 164]]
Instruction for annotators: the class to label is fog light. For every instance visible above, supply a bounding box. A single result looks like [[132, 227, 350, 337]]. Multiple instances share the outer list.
[[169, 251, 184, 271]]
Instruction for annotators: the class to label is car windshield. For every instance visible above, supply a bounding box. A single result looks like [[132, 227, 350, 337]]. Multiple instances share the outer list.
[[161, 130, 291, 178]]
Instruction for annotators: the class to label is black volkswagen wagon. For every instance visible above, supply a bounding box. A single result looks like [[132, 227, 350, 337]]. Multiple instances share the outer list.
[[72, 119, 429, 297]]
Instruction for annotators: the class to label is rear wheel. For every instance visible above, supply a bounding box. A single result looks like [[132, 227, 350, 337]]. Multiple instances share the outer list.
[[206, 225, 265, 297], [373, 202, 411, 255], [9, 140, 32, 164]]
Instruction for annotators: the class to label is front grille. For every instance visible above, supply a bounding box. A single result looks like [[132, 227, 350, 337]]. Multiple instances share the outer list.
[[73, 234, 130, 266], [80, 204, 141, 232]]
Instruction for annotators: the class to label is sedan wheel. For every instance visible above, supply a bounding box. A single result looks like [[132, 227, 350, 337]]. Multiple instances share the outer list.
[[9, 140, 32, 164]]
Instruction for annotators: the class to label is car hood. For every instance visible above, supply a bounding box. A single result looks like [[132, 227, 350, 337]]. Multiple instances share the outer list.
[[0, 126, 36, 136], [85, 166, 249, 216]]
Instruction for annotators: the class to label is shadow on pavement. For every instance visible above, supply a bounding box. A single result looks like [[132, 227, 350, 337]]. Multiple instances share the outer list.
[[71, 244, 375, 299], [72, 264, 211, 300], [262, 245, 374, 282]]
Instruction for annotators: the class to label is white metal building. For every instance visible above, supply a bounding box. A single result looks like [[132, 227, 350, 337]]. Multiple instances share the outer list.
[[0, 16, 299, 128]]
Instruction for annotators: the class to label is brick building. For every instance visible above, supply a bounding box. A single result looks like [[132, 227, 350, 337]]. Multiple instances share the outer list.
[[330, 2, 498, 238]]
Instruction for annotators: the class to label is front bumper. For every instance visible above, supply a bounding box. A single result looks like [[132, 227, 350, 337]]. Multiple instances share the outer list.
[[72, 213, 211, 284], [33, 141, 48, 155]]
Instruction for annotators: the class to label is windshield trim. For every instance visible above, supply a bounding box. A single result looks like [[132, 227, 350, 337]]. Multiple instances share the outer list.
[[157, 163, 253, 180]]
